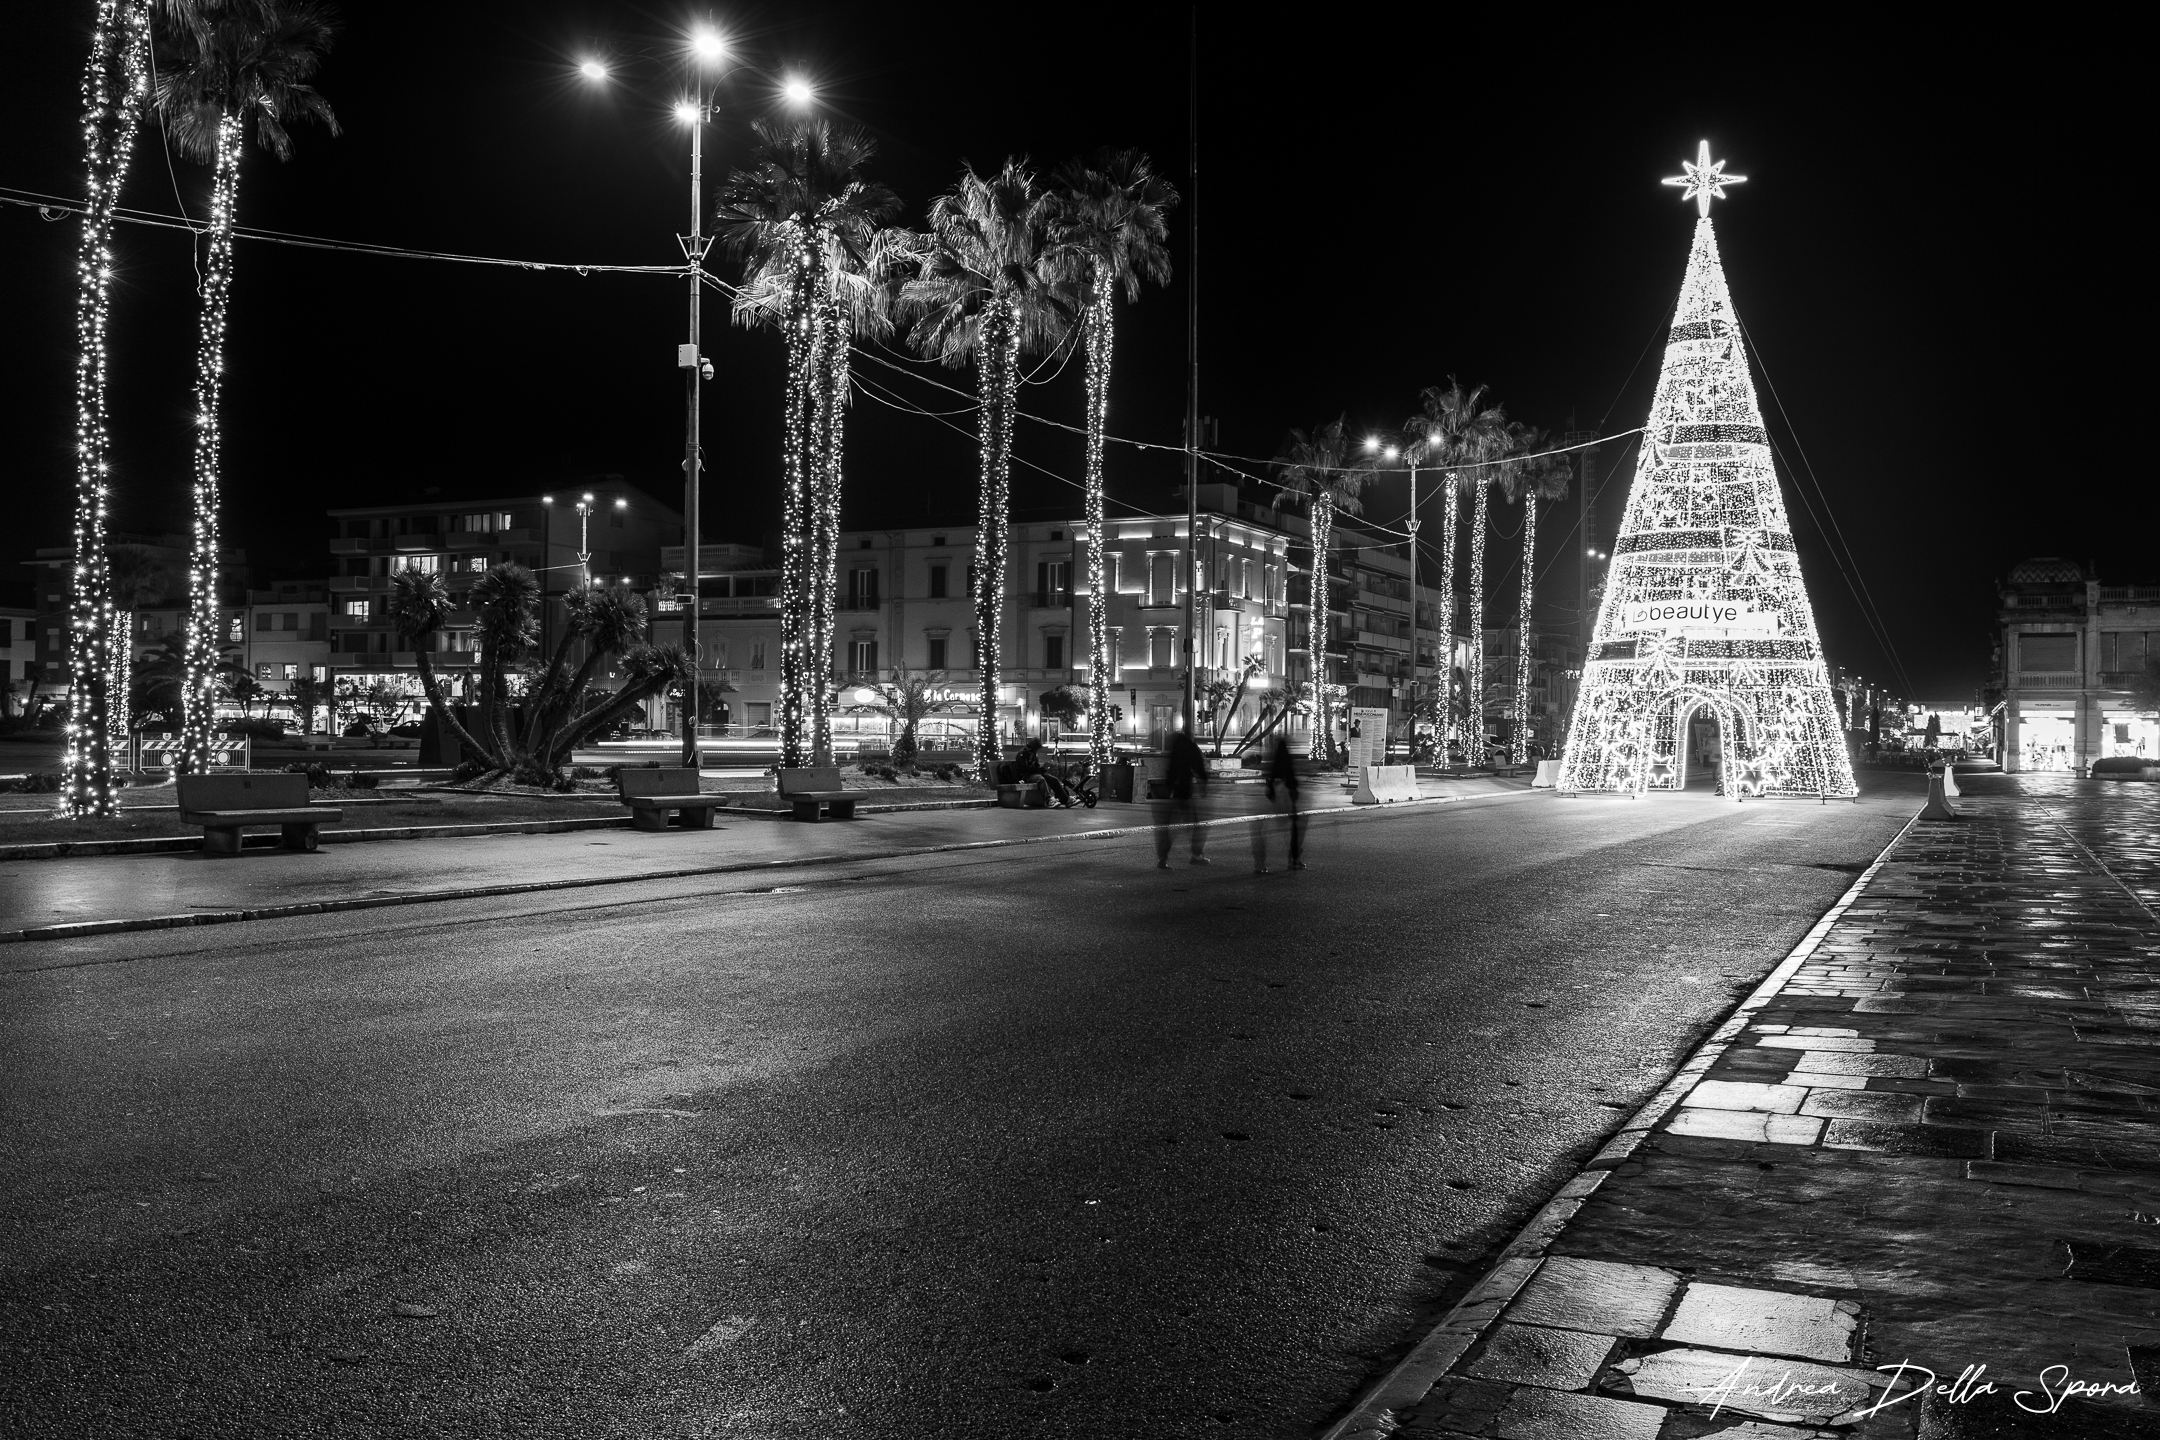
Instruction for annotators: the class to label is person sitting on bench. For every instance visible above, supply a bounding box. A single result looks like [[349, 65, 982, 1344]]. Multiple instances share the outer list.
[[1014, 738, 1075, 808]]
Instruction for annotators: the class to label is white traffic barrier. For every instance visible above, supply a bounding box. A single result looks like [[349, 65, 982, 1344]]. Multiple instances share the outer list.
[[1352, 764, 1422, 805], [1920, 767, 1959, 821], [1532, 760, 1563, 788], [1940, 764, 1960, 797]]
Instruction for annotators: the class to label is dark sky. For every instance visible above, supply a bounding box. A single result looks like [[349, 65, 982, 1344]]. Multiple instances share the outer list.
[[2, 3, 2138, 699]]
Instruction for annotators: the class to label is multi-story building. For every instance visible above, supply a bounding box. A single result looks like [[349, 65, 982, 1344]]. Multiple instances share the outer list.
[[1, 606, 35, 715], [663, 481, 1540, 754], [1993, 557, 2159, 773], [21, 532, 248, 713], [653, 542, 781, 733], [1484, 618, 1586, 756], [243, 583, 331, 702], [326, 488, 679, 705]]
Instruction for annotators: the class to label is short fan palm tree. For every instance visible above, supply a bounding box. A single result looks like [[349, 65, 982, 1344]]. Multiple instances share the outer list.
[[716, 119, 905, 769], [1493, 424, 1572, 763], [155, 0, 338, 774], [1404, 379, 1508, 756], [1274, 418, 1374, 763], [899, 159, 1071, 781], [1048, 149, 1178, 776]]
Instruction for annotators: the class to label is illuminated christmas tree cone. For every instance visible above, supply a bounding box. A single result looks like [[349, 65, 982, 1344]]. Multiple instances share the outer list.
[[1559, 144, 1857, 799]]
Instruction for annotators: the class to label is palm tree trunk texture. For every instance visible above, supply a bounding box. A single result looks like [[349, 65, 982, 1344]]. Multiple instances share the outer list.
[[108, 637, 131, 769], [1468, 480, 1490, 761], [63, 0, 151, 817], [776, 266, 816, 770], [809, 286, 848, 765], [1514, 497, 1536, 765], [412, 650, 486, 758], [178, 111, 244, 775], [1081, 295, 1115, 775], [1438, 479, 1459, 753], [1309, 498, 1332, 761], [972, 301, 1019, 782]]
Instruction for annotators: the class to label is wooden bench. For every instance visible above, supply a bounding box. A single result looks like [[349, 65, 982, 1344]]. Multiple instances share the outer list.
[[617, 766, 726, 831], [176, 774, 344, 856], [777, 766, 856, 822]]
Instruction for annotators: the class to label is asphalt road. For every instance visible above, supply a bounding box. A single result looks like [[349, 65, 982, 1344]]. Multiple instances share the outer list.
[[0, 779, 1921, 1439]]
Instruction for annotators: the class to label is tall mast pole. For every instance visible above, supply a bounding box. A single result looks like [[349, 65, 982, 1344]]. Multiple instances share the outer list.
[[1181, 9, 1200, 738], [680, 82, 706, 768], [1406, 465, 1419, 750]]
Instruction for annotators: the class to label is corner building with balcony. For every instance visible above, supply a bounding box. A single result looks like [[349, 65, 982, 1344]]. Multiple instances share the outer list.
[[1993, 557, 2159, 772]]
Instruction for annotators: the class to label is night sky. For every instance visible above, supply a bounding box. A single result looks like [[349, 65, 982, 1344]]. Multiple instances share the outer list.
[[2, 4, 2136, 700]]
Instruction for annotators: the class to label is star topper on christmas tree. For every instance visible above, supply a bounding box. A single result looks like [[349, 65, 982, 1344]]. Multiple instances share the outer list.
[[1663, 139, 1746, 217]]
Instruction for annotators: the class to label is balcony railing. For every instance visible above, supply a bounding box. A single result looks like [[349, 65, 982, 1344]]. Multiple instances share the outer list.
[[2013, 672, 2082, 690], [1030, 590, 1075, 610]]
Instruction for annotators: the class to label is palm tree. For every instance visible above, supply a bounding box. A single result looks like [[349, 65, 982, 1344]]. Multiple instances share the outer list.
[[1273, 418, 1374, 762], [1048, 149, 1178, 777], [103, 543, 171, 765], [388, 569, 487, 757], [1403, 379, 1507, 758], [1493, 424, 1573, 763], [899, 159, 1071, 781], [154, 0, 338, 775], [716, 119, 904, 769]]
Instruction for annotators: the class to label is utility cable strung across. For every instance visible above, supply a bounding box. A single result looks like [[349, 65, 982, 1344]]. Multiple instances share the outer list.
[[0, 186, 680, 273]]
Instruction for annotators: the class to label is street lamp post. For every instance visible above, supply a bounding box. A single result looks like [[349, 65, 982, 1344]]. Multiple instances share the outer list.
[[1366, 437, 1427, 758]]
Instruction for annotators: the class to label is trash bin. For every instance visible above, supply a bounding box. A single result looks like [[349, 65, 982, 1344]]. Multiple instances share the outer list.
[[1104, 761, 1136, 802]]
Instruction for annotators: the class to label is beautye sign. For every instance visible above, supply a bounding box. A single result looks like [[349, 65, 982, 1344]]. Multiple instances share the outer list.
[[1621, 601, 1780, 637]]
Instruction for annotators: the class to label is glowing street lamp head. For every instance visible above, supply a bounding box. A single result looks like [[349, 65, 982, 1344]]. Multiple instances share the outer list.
[[578, 60, 607, 82], [691, 29, 725, 61], [782, 77, 814, 105], [673, 100, 699, 124]]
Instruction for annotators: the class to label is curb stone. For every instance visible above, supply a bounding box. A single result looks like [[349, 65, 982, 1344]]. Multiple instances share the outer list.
[[0, 793, 1475, 950], [1317, 804, 1925, 1440]]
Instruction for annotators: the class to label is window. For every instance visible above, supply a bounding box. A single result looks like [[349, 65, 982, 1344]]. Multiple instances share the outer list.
[[1050, 529, 1064, 541], [927, 636, 948, 670], [403, 554, 441, 574], [307, 614, 326, 641], [282, 663, 300, 681], [2020, 634, 2076, 672], [257, 612, 274, 632], [859, 537, 873, 550], [750, 639, 767, 671], [966, 563, 978, 597], [1150, 628, 1174, 668], [931, 534, 947, 548], [257, 663, 276, 680], [1149, 552, 1175, 606], [928, 564, 948, 599], [1044, 634, 1065, 669], [848, 568, 880, 609], [343, 599, 371, 618], [1108, 631, 1122, 672], [1037, 560, 1071, 605], [1108, 553, 1122, 592], [226, 616, 244, 642], [311, 665, 327, 681], [339, 633, 370, 653], [849, 639, 878, 675], [453, 512, 513, 533]]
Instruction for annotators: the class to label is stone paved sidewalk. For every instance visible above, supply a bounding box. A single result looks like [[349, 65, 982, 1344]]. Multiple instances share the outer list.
[[1339, 775, 2160, 1439]]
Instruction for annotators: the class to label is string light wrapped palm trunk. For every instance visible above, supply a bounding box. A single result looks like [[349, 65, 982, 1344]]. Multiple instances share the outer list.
[[177, 111, 245, 773], [63, 0, 151, 818], [1307, 495, 1333, 760], [1466, 480, 1489, 762], [1081, 295, 1115, 776], [1437, 478, 1458, 755], [776, 242, 816, 770], [808, 281, 847, 764], [971, 301, 1019, 781], [1513, 495, 1537, 764]]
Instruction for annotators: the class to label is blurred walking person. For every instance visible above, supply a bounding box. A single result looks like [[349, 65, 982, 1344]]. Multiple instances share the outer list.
[[1155, 727, 1211, 868], [1251, 735, 1306, 873]]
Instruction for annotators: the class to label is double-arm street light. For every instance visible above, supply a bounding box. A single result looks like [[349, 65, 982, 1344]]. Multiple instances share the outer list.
[[576, 27, 813, 765], [1365, 434, 1436, 751]]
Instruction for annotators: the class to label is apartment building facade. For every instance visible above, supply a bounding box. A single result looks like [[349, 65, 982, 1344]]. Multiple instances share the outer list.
[[326, 488, 679, 701], [1994, 557, 2159, 773], [1, 606, 34, 714]]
